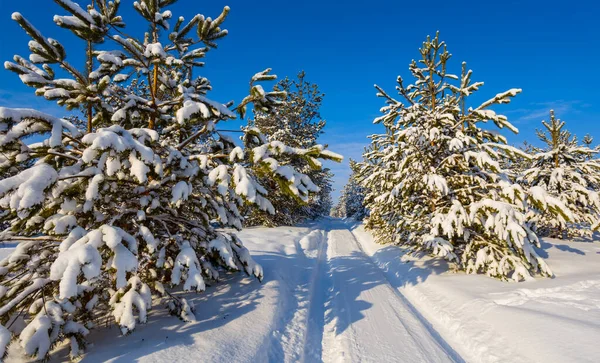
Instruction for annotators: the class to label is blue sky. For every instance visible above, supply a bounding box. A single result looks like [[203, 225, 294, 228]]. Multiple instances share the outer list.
[[1, 0, 599, 201]]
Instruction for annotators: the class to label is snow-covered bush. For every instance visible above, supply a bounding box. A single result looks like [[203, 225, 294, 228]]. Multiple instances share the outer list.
[[245, 71, 340, 227], [522, 111, 600, 238], [0, 1, 338, 360], [358, 33, 572, 282], [332, 159, 367, 220]]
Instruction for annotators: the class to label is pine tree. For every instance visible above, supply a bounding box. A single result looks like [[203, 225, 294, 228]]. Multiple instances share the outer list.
[[333, 159, 367, 220], [583, 134, 594, 148], [307, 168, 335, 218], [358, 33, 572, 282], [0, 1, 339, 360], [245, 71, 341, 226], [522, 111, 600, 238]]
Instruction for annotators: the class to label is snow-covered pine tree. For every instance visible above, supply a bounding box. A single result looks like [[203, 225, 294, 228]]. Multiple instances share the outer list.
[[582, 134, 600, 165], [245, 71, 341, 226], [358, 33, 572, 281], [522, 111, 600, 238], [583, 134, 594, 148], [583, 136, 600, 192], [333, 159, 367, 220], [0, 1, 339, 360], [307, 170, 335, 219]]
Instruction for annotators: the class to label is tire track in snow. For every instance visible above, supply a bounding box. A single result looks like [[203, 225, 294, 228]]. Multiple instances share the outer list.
[[263, 228, 328, 363], [321, 219, 461, 363], [300, 227, 331, 362], [348, 227, 464, 362]]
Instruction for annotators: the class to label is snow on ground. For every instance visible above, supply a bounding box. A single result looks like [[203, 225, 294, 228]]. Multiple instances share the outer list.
[[3, 218, 600, 362]]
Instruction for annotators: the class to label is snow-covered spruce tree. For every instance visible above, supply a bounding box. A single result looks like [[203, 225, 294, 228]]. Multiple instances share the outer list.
[[0, 1, 339, 360], [522, 111, 600, 238], [245, 71, 340, 226], [358, 33, 573, 281], [333, 159, 367, 220]]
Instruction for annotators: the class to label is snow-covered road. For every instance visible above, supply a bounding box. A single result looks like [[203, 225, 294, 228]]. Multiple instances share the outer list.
[[231, 218, 459, 363]]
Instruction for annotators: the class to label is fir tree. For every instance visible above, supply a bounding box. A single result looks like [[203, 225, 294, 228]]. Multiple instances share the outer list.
[[523, 111, 600, 238], [0, 1, 339, 360], [358, 33, 571, 281], [245, 71, 341, 226]]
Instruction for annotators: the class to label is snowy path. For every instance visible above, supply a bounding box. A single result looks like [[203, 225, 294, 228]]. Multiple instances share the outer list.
[[321, 220, 458, 363], [252, 219, 459, 362]]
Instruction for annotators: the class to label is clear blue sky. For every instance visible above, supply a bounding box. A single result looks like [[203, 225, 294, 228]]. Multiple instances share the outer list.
[[1, 0, 599, 201]]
